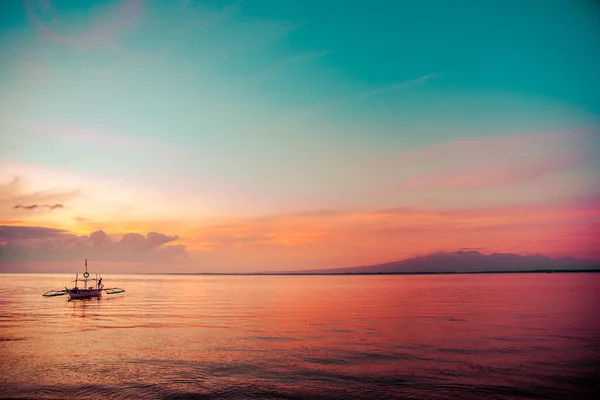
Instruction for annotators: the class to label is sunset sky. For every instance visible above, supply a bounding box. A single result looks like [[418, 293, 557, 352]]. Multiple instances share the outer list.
[[1, 0, 599, 273]]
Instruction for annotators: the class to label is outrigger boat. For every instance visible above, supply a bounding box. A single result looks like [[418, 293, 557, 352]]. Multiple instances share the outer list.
[[43, 259, 125, 299]]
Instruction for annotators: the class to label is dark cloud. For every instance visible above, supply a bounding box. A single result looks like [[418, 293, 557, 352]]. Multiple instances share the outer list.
[[13, 204, 64, 210], [119, 232, 179, 252], [90, 230, 111, 247], [0, 225, 67, 241], [0, 226, 186, 263], [145, 232, 179, 248]]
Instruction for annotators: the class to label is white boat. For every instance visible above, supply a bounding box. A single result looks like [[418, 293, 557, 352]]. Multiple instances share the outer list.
[[43, 259, 125, 299]]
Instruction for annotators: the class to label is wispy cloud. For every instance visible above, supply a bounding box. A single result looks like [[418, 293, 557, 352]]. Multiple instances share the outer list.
[[387, 129, 578, 169], [183, 0, 246, 15], [28, 123, 157, 150], [24, 0, 144, 51], [403, 152, 589, 189], [0, 175, 79, 214], [372, 127, 598, 199], [254, 51, 332, 80], [346, 73, 438, 102], [13, 203, 64, 211], [329, 73, 436, 106], [286, 72, 438, 119], [20, 122, 193, 166]]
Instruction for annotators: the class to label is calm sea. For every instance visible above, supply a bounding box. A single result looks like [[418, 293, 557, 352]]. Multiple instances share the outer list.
[[1, 273, 599, 399]]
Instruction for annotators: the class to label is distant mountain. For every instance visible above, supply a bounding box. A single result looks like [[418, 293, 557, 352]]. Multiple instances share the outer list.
[[278, 251, 600, 274]]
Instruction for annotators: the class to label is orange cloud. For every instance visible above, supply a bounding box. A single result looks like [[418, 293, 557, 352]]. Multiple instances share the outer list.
[[2, 192, 598, 272], [172, 194, 600, 271]]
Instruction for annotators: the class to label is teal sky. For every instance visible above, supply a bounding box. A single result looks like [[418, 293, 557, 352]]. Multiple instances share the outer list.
[[1, 0, 599, 271]]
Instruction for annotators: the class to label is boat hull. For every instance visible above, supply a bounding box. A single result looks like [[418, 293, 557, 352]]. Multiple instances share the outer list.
[[67, 288, 102, 299]]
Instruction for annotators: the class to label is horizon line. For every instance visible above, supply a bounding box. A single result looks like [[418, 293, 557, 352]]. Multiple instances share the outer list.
[[2, 269, 600, 276]]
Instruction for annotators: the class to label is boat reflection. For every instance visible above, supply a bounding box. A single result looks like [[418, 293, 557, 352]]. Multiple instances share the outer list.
[[70, 297, 101, 318]]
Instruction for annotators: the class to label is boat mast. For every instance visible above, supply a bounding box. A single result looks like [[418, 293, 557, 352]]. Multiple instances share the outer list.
[[84, 259, 88, 290]]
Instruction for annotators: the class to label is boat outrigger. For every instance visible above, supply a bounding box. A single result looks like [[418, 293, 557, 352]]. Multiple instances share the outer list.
[[43, 259, 125, 299]]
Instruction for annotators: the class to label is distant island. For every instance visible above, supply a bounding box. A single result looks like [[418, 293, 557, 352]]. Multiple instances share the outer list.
[[260, 251, 600, 275]]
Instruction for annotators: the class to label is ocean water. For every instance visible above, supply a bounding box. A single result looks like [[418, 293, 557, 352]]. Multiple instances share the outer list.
[[1, 273, 599, 399]]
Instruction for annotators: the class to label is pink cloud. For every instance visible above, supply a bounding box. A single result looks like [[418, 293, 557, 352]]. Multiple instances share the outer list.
[[24, 0, 143, 51], [388, 129, 581, 169], [25, 122, 188, 157], [29, 123, 143, 148], [404, 152, 588, 189], [372, 127, 599, 200]]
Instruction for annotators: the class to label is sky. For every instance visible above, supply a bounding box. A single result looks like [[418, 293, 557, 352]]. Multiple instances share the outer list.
[[0, 0, 599, 273]]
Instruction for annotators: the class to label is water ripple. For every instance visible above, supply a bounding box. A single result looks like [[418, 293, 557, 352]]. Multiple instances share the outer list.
[[1, 273, 599, 400]]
